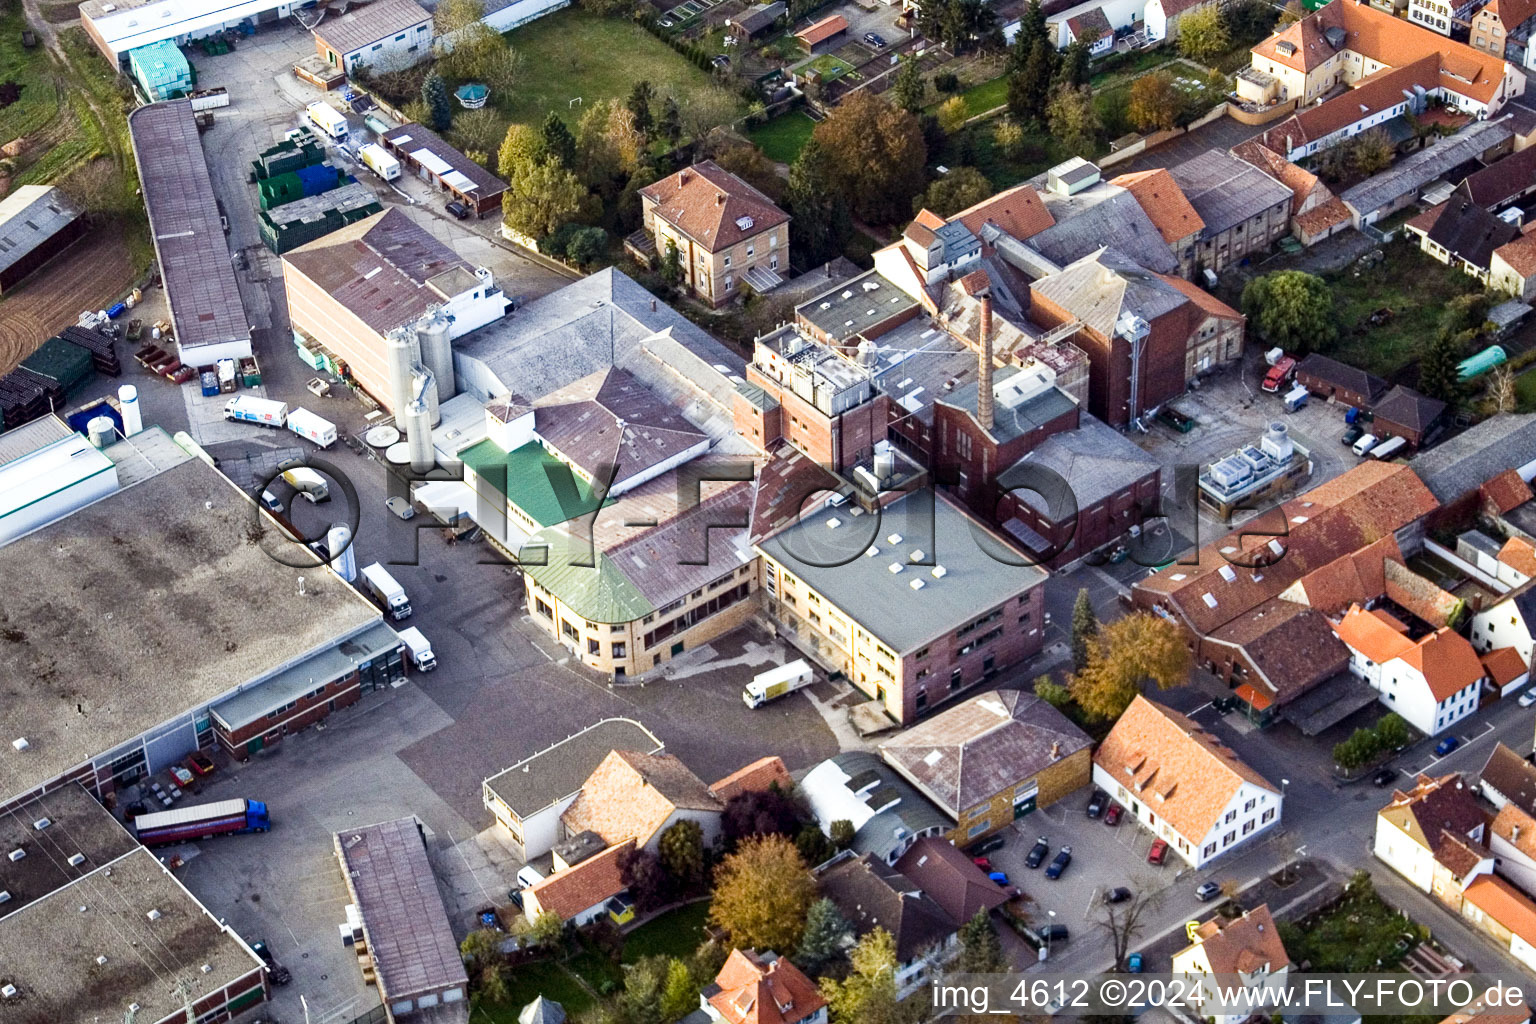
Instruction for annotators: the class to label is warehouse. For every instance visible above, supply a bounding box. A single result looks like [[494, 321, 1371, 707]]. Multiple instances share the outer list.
[[129, 101, 252, 363], [312, 0, 433, 73], [0, 185, 85, 295], [0, 417, 118, 547], [380, 123, 508, 216], [80, 0, 300, 63], [0, 786, 268, 1023], [0, 451, 386, 813]]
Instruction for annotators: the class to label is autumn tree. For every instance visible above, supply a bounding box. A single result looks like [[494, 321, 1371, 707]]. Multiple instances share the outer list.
[[1068, 612, 1191, 720], [1070, 588, 1098, 673], [994, 117, 1027, 159], [1278, 0, 1306, 25], [659, 818, 706, 894], [892, 55, 927, 114], [1098, 885, 1162, 970], [1349, 128, 1395, 176], [501, 158, 592, 239], [497, 122, 546, 175], [786, 138, 854, 265], [577, 98, 647, 186], [1177, 5, 1230, 62], [938, 95, 970, 134], [810, 91, 928, 225], [1241, 269, 1337, 354], [434, 0, 524, 93], [916, 166, 993, 217], [1490, 364, 1517, 412], [795, 897, 852, 973], [1046, 83, 1101, 156], [711, 142, 787, 203], [1128, 71, 1180, 132], [709, 834, 817, 952], [820, 928, 920, 1024], [449, 107, 504, 156]]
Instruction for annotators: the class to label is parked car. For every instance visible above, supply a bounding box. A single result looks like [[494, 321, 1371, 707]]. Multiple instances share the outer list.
[[508, 888, 524, 909], [1342, 423, 1365, 447], [185, 751, 216, 776], [1195, 881, 1222, 902], [968, 834, 1005, 856], [1087, 790, 1107, 818], [972, 856, 992, 872], [250, 941, 291, 986], [1104, 803, 1122, 826], [1147, 839, 1169, 865], [1520, 687, 1536, 708], [1435, 735, 1460, 756], [1040, 923, 1069, 944], [864, 31, 887, 46], [989, 871, 1011, 887], [1026, 837, 1050, 868], [1372, 767, 1399, 787], [711, 53, 730, 67], [1045, 846, 1072, 880], [1104, 886, 1133, 904], [445, 200, 470, 220], [1127, 952, 1144, 973], [386, 496, 416, 520]]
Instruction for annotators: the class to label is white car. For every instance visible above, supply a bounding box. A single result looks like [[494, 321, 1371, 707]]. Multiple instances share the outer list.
[[1519, 688, 1536, 708], [385, 496, 416, 521]]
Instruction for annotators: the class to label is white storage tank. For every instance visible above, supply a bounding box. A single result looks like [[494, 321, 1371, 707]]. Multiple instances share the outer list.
[[87, 416, 115, 449], [118, 385, 142, 437], [415, 315, 454, 402]]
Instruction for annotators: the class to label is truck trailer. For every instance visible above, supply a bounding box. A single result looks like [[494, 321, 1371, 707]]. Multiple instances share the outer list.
[[359, 143, 401, 181], [224, 395, 289, 427], [285, 407, 337, 447], [743, 659, 814, 708], [398, 626, 436, 671], [133, 798, 270, 845], [306, 101, 349, 141], [360, 561, 411, 620]]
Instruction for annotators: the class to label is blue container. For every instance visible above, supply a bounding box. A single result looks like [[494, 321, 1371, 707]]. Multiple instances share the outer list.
[[1345, 406, 1359, 424], [200, 371, 219, 397], [294, 163, 343, 198], [107, 302, 128, 319], [66, 402, 123, 435]]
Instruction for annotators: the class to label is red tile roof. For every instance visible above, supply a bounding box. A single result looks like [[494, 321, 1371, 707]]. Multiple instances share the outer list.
[[709, 949, 827, 1024], [1334, 603, 1415, 664], [1482, 469, 1533, 514], [1500, 536, 1536, 578], [640, 160, 789, 253], [1495, 234, 1536, 278], [1261, 57, 1440, 154], [526, 838, 633, 920], [1066, 6, 1111, 42], [795, 13, 847, 46], [1112, 169, 1205, 244], [953, 183, 1055, 242], [1482, 646, 1529, 688], [562, 749, 722, 848], [1294, 196, 1352, 237], [1187, 904, 1290, 975], [1463, 874, 1536, 946], [1400, 627, 1487, 701], [1438, 986, 1533, 1024], [709, 756, 794, 802]]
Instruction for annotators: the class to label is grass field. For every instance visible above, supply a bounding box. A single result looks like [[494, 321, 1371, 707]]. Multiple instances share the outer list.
[[941, 74, 1009, 119], [1516, 367, 1536, 412], [748, 110, 816, 163], [800, 53, 856, 81], [496, 9, 744, 128], [622, 900, 711, 963], [472, 960, 594, 1021]]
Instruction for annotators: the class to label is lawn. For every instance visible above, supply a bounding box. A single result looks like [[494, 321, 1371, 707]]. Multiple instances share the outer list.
[[0, 4, 61, 154], [1278, 874, 1420, 972], [799, 53, 856, 81], [940, 74, 1009, 119], [494, 9, 744, 128], [622, 900, 711, 963], [472, 960, 594, 1022], [1516, 366, 1536, 412], [1321, 241, 1483, 379], [748, 110, 816, 163]]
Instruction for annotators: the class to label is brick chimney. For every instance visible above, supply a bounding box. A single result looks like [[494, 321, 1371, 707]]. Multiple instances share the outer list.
[[977, 292, 995, 432]]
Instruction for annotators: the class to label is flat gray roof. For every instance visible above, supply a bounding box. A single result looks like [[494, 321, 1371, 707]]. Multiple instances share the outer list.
[[484, 718, 662, 817], [1168, 149, 1291, 235], [0, 185, 81, 279], [757, 490, 1048, 653], [0, 846, 263, 1024], [1006, 412, 1160, 509], [211, 621, 404, 731], [128, 101, 248, 352], [100, 425, 194, 488], [796, 270, 920, 342], [336, 817, 468, 1003], [0, 415, 71, 466], [0, 457, 381, 804], [0, 784, 138, 920]]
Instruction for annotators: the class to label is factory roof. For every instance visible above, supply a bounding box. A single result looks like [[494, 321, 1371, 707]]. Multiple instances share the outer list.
[[0, 415, 71, 466], [1341, 121, 1514, 216], [941, 367, 1080, 444], [803, 751, 951, 863], [127, 101, 248, 352], [210, 620, 404, 731], [533, 368, 707, 486], [0, 846, 264, 1024], [1410, 413, 1536, 504], [484, 718, 663, 818], [756, 490, 1048, 654], [1167, 149, 1292, 236], [796, 270, 920, 342], [0, 185, 81, 280], [459, 438, 607, 529], [1029, 189, 1180, 274], [0, 429, 115, 526], [336, 818, 469, 1004], [381, 122, 507, 201], [0, 457, 381, 804], [0, 784, 138, 921], [1031, 246, 1191, 337], [284, 208, 476, 335], [1005, 413, 1159, 511], [313, 0, 431, 55]]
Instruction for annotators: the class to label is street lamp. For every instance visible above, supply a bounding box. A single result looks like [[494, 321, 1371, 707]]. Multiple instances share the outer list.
[[1047, 910, 1057, 959]]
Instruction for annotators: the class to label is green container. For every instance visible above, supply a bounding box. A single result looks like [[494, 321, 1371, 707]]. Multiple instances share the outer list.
[[21, 337, 95, 395], [258, 172, 303, 210]]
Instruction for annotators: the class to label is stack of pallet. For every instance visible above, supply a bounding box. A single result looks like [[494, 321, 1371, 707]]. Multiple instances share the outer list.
[[57, 326, 121, 376], [0, 368, 62, 431], [22, 337, 96, 397]]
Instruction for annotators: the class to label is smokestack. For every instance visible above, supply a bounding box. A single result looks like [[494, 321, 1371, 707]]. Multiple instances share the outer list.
[[977, 293, 994, 432]]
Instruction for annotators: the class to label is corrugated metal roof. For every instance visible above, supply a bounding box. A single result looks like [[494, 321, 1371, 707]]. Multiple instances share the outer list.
[[521, 531, 654, 623], [0, 185, 81, 278], [314, 0, 431, 57], [1168, 149, 1292, 236], [459, 438, 606, 528]]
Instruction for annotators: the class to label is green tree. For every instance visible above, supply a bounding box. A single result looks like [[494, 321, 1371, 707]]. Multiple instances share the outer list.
[[661, 238, 683, 286], [1240, 270, 1337, 354], [1015, 0, 1047, 55], [938, 94, 970, 134], [954, 908, 1007, 974], [1068, 613, 1191, 721], [1057, 38, 1091, 88], [1008, 38, 1057, 124], [628, 79, 656, 139], [820, 928, 915, 1024], [498, 122, 547, 176], [1333, 727, 1380, 772], [892, 55, 927, 114], [566, 226, 609, 268], [712, 142, 787, 203], [1349, 128, 1394, 176], [795, 822, 836, 867], [1128, 70, 1180, 132], [660, 957, 698, 1022], [659, 818, 706, 892], [1177, 5, 1230, 62], [785, 138, 854, 265], [1046, 83, 1101, 156], [993, 117, 1027, 159], [449, 107, 504, 157], [523, 910, 564, 949], [710, 834, 817, 952], [501, 157, 592, 239], [795, 897, 852, 972], [576, 98, 647, 186], [460, 927, 503, 971], [658, 96, 683, 145], [916, 166, 993, 217], [810, 91, 928, 225], [479, 962, 510, 1004], [422, 72, 453, 131], [541, 111, 577, 168], [830, 819, 855, 849], [1420, 328, 1471, 405], [1375, 713, 1410, 752], [1035, 676, 1072, 708], [1071, 588, 1098, 672]]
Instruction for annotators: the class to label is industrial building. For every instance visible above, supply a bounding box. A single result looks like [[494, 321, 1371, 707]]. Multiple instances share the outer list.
[[0, 185, 85, 295], [80, 0, 304, 63], [1198, 422, 1312, 520], [0, 785, 269, 1023], [0, 417, 119, 546], [336, 817, 469, 1022], [0, 434, 392, 813], [379, 123, 508, 217], [312, 0, 433, 74], [128, 101, 252, 363]]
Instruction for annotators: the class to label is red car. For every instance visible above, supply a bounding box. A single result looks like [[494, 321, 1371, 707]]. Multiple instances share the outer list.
[[1147, 839, 1169, 865], [972, 857, 992, 872], [1104, 803, 1122, 826]]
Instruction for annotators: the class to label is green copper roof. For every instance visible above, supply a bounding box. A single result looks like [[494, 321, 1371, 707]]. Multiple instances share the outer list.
[[460, 438, 606, 529], [520, 528, 654, 624]]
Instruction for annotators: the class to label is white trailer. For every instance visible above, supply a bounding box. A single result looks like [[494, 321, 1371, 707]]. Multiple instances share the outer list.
[[398, 626, 436, 671], [285, 407, 337, 448], [358, 143, 401, 181], [360, 562, 411, 620], [306, 102, 349, 141], [743, 659, 814, 708], [1369, 436, 1409, 461], [224, 395, 289, 427]]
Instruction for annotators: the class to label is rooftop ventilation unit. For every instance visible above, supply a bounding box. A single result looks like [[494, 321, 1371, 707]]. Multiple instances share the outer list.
[[0, 891, 10, 904], [931, 566, 947, 578], [146, 909, 161, 921], [887, 533, 903, 544], [1218, 565, 1237, 583], [910, 578, 925, 590], [888, 562, 904, 574], [11, 738, 27, 752], [865, 546, 880, 557], [96, 956, 108, 966], [826, 517, 842, 529], [1, 985, 15, 998]]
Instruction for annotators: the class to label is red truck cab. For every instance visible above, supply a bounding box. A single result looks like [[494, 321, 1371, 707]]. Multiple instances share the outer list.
[[1262, 356, 1296, 393]]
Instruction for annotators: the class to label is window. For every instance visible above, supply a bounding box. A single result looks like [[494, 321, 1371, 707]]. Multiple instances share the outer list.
[[725, 274, 734, 291], [723, 254, 732, 268], [916, 691, 928, 710], [1223, 831, 1236, 847], [534, 598, 552, 618], [1242, 820, 1255, 835], [1244, 798, 1256, 812], [915, 646, 930, 660], [612, 642, 627, 659], [950, 667, 963, 690], [1203, 842, 1217, 857], [587, 638, 600, 655], [746, 244, 755, 257], [1225, 810, 1236, 824], [395, 32, 406, 39], [967, 821, 989, 838]]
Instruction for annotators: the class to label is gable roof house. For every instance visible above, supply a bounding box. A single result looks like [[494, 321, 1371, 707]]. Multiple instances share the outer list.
[[560, 749, 725, 852], [1294, 352, 1389, 408], [892, 836, 1013, 925], [1490, 802, 1536, 897], [1480, 742, 1536, 815], [816, 853, 961, 998], [1468, 0, 1536, 66], [1172, 904, 1291, 1024], [1369, 384, 1449, 449], [1166, 148, 1294, 272], [522, 838, 637, 928], [1092, 696, 1283, 868], [1469, 583, 1536, 682], [1374, 773, 1493, 909], [1405, 198, 1521, 284], [1333, 605, 1486, 737], [1108, 168, 1206, 276], [1230, 140, 1350, 245], [1257, 56, 1439, 163], [1461, 872, 1536, 971], [700, 948, 828, 1024]]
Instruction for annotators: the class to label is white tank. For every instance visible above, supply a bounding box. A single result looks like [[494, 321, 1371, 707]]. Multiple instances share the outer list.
[[117, 384, 142, 437], [87, 416, 115, 449], [405, 365, 437, 472], [384, 328, 419, 421], [856, 339, 878, 367], [415, 315, 455, 402], [328, 524, 357, 583]]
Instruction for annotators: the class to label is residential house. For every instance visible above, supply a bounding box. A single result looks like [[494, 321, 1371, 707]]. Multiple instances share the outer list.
[[1255, 57, 1438, 163], [1171, 904, 1291, 1024], [1491, 802, 1536, 894], [1164, 150, 1292, 272], [1063, 7, 1114, 55], [879, 690, 1093, 843], [1484, 645, 1531, 695], [1481, 742, 1536, 813], [801, 752, 950, 865], [1146, 0, 1215, 41], [1438, 988, 1533, 1024], [1499, 536, 1536, 588], [522, 839, 636, 927], [1294, 353, 1388, 409], [709, 756, 794, 803], [560, 749, 725, 852], [699, 949, 827, 1024], [816, 853, 961, 998], [1092, 696, 1284, 868], [1374, 773, 1493, 909], [312, 0, 433, 74], [1334, 606, 1485, 736], [1454, 145, 1536, 212], [1410, 0, 1487, 34], [1046, 0, 1143, 48], [1405, 198, 1521, 284], [1460, 874, 1536, 970], [1469, 0, 1536, 64], [892, 836, 1013, 924], [637, 161, 791, 307], [1469, 584, 1536, 672], [1370, 384, 1448, 450], [1491, 228, 1536, 300]]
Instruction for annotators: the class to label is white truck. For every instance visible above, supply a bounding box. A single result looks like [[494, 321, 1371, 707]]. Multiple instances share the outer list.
[[306, 101, 349, 141], [398, 626, 436, 671], [742, 659, 814, 708], [360, 562, 411, 620], [358, 143, 401, 181], [285, 407, 337, 448], [224, 395, 289, 427], [281, 467, 330, 503]]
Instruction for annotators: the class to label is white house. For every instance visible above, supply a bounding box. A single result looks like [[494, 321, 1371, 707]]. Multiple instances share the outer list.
[[1045, 0, 1143, 48], [1145, 0, 1212, 42], [522, 838, 634, 927], [1491, 804, 1536, 896], [1092, 696, 1283, 869], [1374, 773, 1492, 906], [1171, 904, 1290, 1024], [1470, 586, 1536, 675], [1333, 605, 1485, 738], [816, 852, 960, 999]]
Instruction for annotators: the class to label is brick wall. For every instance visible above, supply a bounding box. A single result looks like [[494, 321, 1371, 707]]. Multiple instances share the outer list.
[[944, 745, 1092, 841]]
